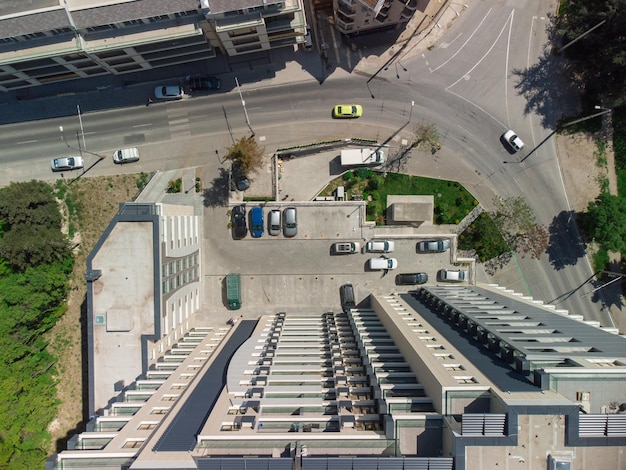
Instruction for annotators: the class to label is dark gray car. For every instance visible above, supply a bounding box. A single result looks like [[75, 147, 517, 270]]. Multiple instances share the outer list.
[[395, 273, 428, 285]]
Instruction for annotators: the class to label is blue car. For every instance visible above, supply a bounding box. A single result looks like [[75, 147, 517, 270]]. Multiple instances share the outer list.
[[250, 207, 264, 238]]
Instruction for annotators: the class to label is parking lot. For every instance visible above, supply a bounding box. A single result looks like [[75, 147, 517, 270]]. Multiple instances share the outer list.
[[200, 201, 465, 320]]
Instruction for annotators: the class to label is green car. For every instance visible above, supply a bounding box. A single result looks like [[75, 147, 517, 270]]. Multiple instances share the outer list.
[[333, 104, 363, 118]]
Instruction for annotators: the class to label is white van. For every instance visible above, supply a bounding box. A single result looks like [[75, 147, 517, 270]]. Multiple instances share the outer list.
[[113, 147, 140, 164], [368, 257, 398, 270]]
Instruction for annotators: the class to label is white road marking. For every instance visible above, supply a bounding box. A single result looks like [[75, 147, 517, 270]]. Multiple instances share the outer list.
[[132, 123, 152, 128], [444, 10, 515, 129], [504, 9, 514, 127], [17, 140, 38, 144], [430, 8, 493, 74]]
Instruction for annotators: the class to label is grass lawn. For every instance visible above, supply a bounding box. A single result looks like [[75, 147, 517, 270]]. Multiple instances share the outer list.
[[320, 170, 478, 225]]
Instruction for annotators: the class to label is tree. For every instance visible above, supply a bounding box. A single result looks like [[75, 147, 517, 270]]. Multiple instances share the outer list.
[[491, 196, 549, 259], [555, 0, 626, 106], [224, 136, 266, 176], [585, 192, 626, 253], [411, 122, 441, 153], [0, 180, 61, 229]]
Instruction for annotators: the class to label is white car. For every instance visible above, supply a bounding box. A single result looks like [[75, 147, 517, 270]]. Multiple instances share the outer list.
[[113, 147, 140, 164], [366, 240, 395, 253], [333, 242, 360, 254], [502, 130, 524, 152], [368, 257, 398, 270], [51, 156, 84, 172], [154, 85, 184, 100], [438, 269, 468, 282]]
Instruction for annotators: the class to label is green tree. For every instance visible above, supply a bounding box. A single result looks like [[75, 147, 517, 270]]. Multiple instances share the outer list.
[[0, 180, 61, 229], [491, 196, 549, 259], [224, 136, 266, 176], [0, 225, 71, 272], [556, 0, 626, 105], [585, 192, 626, 252]]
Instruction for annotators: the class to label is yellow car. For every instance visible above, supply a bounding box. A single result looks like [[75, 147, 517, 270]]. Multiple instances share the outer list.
[[333, 104, 363, 118]]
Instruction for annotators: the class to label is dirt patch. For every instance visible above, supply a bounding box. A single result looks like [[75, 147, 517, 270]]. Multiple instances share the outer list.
[[45, 173, 148, 454], [556, 133, 610, 212]]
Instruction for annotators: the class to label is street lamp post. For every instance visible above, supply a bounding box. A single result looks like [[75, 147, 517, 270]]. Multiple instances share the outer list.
[[59, 125, 106, 160], [234, 77, 254, 136], [409, 101, 415, 122]]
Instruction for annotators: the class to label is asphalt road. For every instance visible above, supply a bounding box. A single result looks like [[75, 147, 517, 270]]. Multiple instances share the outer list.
[[0, 0, 611, 325]]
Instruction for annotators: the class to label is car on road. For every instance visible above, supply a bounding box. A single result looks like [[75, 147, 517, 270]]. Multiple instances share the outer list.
[[339, 284, 355, 312], [416, 239, 451, 253], [250, 207, 264, 238], [438, 268, 468, 282], [333, 104, 363, 118], [366, 240, 395, 253], [154, 85, 184, 100], [268, 210, 281, 236], [283, 207, 297, 238], [333, 242, 360, 254], [502, 130, 524, 152], [368, 257, 398, 270], [231, 205, 247, 239], [113, 147, 140, 164], [188, 76, 221, 91], [51, 156, 84, 172], [395, 273, 428, 285]]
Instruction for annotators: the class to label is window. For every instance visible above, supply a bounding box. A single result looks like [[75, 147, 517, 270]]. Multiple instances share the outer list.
[[151, 408, 169, 415], [137, 422, 157, 430], [123, 439, 145, 448]]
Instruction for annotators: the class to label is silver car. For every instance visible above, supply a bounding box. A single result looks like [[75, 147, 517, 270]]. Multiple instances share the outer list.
[[154, 85, 184, 100], [417, 239, 451, 253], [268, 210, 281, 236], [282, 207, 297, 238], [51, 156, 84, 172]]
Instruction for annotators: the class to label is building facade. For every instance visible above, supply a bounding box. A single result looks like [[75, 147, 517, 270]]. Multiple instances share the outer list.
[[0, 0, 307, 92], [333, 0, 420, 36]]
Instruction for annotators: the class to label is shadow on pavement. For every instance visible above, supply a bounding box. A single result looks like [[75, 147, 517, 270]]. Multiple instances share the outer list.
[[547, 210, 587, 270], [203, 167, 230, 208]]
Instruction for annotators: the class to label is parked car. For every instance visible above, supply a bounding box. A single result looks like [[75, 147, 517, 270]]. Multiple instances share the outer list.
[[416, 239, 451, 253], [268, 210, 281, 236], [250, 207, 264, 238], [366, 240, 395, 253], [339, 284, 355, 312], [333, 242, 360, 254], [368, 257, 398, 270], [231, 205, 247, 239], [188, 76, 221, 91], [232, 164, 250, 191], [283, 207, 297, 238], [438, 269, 468, 282], [51, 156, 84, 172], [154, 85, 184, 100], [502, 130, 524, 152], [333, 104, 363, 118], [113, 147, 139, 164], [395, 273, 428, 285]]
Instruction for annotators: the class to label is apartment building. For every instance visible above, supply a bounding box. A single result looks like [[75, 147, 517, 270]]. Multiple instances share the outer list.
[[50, 269, 626, 468], [0, 0, 307, 92], [200, 0, 308, 57], [84, 202, 202, 417], [333, 0, 421, 36]]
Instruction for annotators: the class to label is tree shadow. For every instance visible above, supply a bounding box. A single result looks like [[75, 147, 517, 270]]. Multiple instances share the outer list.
[[202, 168, 230, 208], [591, 259, 626, 312], [512, 17, 582, 128], [547, 210, 587, 270]]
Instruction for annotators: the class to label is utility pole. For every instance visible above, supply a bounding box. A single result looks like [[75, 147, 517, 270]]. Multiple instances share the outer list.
[[234, 77, 254, 136]]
